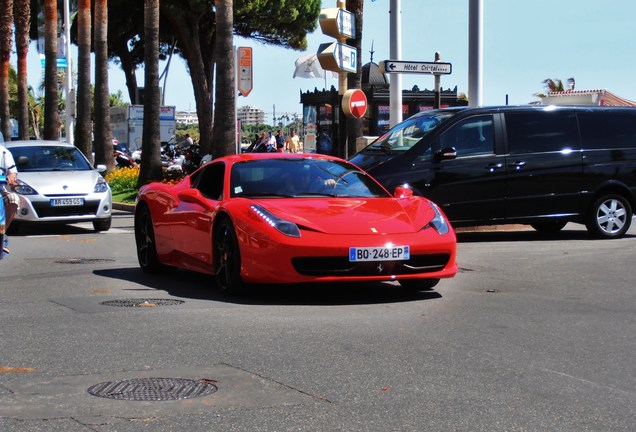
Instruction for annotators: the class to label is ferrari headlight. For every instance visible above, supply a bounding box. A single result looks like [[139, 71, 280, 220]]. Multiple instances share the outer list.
[[94, 176, 109, 193], [250, 204, 301, 237], [13, 179, 38, 195], [424, 202, 449, 235]]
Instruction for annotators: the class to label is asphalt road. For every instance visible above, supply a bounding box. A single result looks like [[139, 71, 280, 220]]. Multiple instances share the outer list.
[[0, 211, 634, 431]]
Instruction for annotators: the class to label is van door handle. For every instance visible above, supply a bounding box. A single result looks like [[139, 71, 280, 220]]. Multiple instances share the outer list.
[[509, 161, 526, 170], [485, 163, 503, 172]]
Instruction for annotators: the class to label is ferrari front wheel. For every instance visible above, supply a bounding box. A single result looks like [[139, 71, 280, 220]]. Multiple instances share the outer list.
[[214, 217, 244, 293], [399, 278, 440, 292], [134, 204, 169, 273]]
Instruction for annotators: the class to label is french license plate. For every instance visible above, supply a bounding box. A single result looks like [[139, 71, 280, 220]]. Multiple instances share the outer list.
[[50, 198, 84, 207], [349, 246, 410, 262]]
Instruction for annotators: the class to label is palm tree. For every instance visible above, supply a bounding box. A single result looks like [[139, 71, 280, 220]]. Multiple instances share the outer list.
[[43, 0, 60, 140], [0, 0, 14, 141], [536, 78, 575, 98], [13, 0, 30, 140], [94, 0, 114, 171], [138, 0, 163, 186], [212, 0, 235, 156], [75, 0, 92, 162]]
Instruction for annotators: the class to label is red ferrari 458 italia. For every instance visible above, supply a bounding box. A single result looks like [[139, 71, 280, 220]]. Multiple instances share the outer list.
[[134, 153, 457, 293]]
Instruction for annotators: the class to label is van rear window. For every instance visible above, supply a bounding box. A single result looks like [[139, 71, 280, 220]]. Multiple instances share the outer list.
[[578, 111, 636, 150]]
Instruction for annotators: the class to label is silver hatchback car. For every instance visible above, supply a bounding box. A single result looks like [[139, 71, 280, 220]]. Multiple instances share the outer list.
[[6, 140, 112, 232]]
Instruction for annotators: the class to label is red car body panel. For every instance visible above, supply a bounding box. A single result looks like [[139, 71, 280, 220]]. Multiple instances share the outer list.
[[136, 153, 458, 286]]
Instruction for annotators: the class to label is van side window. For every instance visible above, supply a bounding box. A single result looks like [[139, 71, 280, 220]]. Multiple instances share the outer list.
[[439, 115, 494, 157], [578, 111, 636, 150], [505, 111, 579, 154]]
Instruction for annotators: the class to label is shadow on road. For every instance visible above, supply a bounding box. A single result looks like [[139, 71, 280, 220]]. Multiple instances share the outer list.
[[455, 227, 634, 243], [93, 267, 443, 307]]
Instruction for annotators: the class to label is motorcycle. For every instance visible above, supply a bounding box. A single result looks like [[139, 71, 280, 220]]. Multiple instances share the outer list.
[[114, 149, 137, 169]]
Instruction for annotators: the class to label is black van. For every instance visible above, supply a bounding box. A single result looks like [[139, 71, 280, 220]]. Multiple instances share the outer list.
[[349, 105, 636, 239]]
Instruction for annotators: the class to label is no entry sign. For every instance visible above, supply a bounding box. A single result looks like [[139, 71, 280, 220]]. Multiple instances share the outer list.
[[342, 89, 367, 119]]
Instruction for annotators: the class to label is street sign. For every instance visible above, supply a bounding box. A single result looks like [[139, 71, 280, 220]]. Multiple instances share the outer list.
[[342, 89, 367, 118], [380, 60, 452, 75], [317, 42, 357, 73], [319, 8, 355, 39], [237, 47, 253, 97]]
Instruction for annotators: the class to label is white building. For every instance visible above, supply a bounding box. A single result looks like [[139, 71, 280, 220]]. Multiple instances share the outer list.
[[176, 110, 198, 126], [238, 106, 265, 126]]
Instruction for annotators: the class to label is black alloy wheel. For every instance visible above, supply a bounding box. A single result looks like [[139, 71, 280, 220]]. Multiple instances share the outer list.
[[214, 218, 244, 293], [134, 205, 167, 272], [586, 194, 632, 239]]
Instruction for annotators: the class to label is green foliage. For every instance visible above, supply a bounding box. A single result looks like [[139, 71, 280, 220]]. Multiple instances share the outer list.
[[105, 166, 140, 194]]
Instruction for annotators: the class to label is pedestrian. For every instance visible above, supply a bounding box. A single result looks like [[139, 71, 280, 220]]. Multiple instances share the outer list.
[[285, 129, 301, 153], [253, 131, 270, 152], [268, 132, 277, 152], [1, 139, 19, 254], [274, 129, 285, 152], [185, 133, 194, 147], [316, 129, 333, 155]]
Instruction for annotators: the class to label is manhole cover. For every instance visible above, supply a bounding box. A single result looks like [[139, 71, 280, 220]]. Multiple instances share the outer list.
[[56, 258, 115, 264], [87, 377, 218, 401], [100, 298, 185, 307]]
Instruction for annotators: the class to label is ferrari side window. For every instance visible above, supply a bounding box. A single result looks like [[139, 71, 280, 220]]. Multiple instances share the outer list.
[[193, 163, 225, 200]]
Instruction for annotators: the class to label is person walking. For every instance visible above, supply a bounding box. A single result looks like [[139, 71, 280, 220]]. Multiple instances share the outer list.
[[285, 129, 301, 153], [1, 141, 19, 254], [274, 129, 285, 152]]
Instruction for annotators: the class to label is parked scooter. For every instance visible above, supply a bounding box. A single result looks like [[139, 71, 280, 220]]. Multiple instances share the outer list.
[[114, 149, 137, 169]]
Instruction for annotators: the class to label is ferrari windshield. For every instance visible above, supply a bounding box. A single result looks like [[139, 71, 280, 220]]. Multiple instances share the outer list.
[[10, 146, 92, 172], [230, 158, 391, 198], [364, 110, 459, 152]]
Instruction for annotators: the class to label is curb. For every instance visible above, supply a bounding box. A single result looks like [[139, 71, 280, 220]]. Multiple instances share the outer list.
[[113, 202, 135, 212]]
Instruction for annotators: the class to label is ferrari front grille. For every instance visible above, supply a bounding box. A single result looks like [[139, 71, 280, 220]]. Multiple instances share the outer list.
[[292, 254, 450, 277]]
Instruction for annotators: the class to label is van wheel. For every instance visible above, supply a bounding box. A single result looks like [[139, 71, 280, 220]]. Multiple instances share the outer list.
[[586, 194, 632, 239], [530, 221, 567, 234], [399, 278, 440, 292]]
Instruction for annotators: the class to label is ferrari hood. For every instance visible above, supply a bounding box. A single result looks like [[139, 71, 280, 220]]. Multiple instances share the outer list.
[[18, 171, 103, 195], [259, 198, 434, 235]]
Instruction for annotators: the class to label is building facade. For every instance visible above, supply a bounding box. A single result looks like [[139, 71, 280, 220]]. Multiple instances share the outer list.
[[238, 106, 266, 126]]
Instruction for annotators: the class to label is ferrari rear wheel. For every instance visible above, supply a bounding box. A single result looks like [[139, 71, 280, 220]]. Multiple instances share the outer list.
[[214, 217, 244, 293], [399, 278, 440, 292], [134, 205, 169, 273]]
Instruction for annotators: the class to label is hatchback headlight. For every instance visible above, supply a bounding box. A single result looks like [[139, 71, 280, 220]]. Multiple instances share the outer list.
[[94, 176, 109, 193], [250, 204, 301, 237], [13, 179, 38, 195], [424, 202, 449, 235]]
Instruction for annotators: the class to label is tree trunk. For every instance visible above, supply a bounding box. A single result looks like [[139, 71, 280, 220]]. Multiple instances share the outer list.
[[75, 0, 92, 163], [94, 0, 114, 171], [43, 0, 60, 140], [0, 0, 13, 141], [159, 5, 214, 156], [13, 0, 30, 141], [138, 0, 163, 186], [213, 0, 235, 157]]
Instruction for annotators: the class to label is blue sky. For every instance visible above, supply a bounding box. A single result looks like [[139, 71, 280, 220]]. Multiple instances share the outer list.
[[16, 0, 636, 122]]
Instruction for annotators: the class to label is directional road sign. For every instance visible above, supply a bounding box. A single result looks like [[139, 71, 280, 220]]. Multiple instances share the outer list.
[[380, 60, 452, 75], [317, 42, 357, 73], [237, 47, 253, 97], [319, 8, 356, 39]]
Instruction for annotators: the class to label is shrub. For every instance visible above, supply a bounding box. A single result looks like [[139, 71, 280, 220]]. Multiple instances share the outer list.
[[106, 166, 140, 194]]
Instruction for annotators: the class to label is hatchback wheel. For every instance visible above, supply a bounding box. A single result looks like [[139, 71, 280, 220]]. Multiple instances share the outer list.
[[586, 194, 632, 239], [530, 220, 567, 234], [93, 217, 111, 232]]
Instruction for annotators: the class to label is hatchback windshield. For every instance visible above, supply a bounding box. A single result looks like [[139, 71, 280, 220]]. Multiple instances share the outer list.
[[10, 146, 92, 172], [364, 110, 459, 152]]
